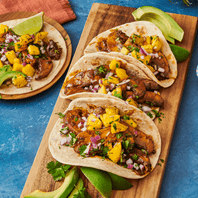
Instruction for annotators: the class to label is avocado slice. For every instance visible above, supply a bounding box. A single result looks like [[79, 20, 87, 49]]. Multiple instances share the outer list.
[[132, 6, 184, 42], [0, 71, 27, 86], [0, 65, 12, 77], [107, 172, 133, 190], [24, 167, 79, 198], [68, 178, 84, 198]]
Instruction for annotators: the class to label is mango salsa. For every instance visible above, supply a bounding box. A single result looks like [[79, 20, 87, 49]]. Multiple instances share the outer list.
[[123, 115, 137, 128], [87, 114, 102, 130], [105, 107, 119, 115], [109, 59, 120, 70], [98, 85, 107, 94], [108, 142, 122, 163], [100, 114, 120, 127], [111, 121, 128, 134], [116, 68, 128, 80]]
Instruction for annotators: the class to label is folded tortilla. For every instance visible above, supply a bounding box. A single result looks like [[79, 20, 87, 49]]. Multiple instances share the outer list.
[[60, 52, 151, 100], [0, 18, 67, 95], [49, 97, 161, 179], [84, 21, 177, 88]]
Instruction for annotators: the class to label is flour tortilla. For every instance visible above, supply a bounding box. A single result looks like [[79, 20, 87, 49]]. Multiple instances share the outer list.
[[59, 52, 151, 100], [0, 17, 67, 95], [49, 97, 161, 179], [84, 21, 177, 88]]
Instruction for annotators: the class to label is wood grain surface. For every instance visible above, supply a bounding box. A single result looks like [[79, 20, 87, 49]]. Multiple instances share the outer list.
[[20, 3, 198, 198], [0, 11, 72, 100]]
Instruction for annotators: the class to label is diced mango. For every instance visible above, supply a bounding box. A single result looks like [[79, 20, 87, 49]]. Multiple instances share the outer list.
[[145, 36, 151, 45], [101, 78, 109, 86], [28, 45, 40, 55], [34, 32, 48, 45], [131, 50, 141, 60], [120, 47, 129, 55], [100, 114, 120, 127], [5, 50, 17, 64], [15, 42, 27, 52], [105, 107, 119, 115], [152, 36, 162, 51], [141, 55, 151, 65], [123, 115, 137, 128], [87, 114, 102, 130], [0, 24, 8, 37], [20, 34, 33, 45], [111, 121, 128, 134], [12, 63, 23, 72], [131, 34, 144, 46], [116, 68, 128, 80], [147, 65, 155, 73], [109, 59, 120, 70], [22, 64, 35, 77], [106, 143, 112, 150], [14, 58, 21, 64], [0, 60, 3, 68], [108, 142, 122, 163], [98, 85, 107, 94], [108, 76, 119, 84], [112, 86, 122, 99], [126, 98, 139, 108], [142, 45, 153, 53], [12, 75, 27, 88]]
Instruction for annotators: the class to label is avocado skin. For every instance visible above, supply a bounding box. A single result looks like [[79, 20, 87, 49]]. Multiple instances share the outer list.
[[0, 71, 26, 86], [107, 172, 133, 190], [132, 6, 184, 42], [0, 65, 12, 77]]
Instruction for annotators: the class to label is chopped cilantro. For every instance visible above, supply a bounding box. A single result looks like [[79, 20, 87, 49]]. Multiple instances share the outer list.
[[18, 53, 22, 58], [79, 145, 87, 156], [123, 139, 130, 149], [123, 115, 130, 120], [160, 159, 165, 163], [100, 139, 105, 143], [116, 63, 119, 68], [116, 132, 122, 139], [101, 146, 109, 156], [74, 117, 78, 122], [157, 163, 162, 166], [55, 50, 59, 53], [64, 38, 68, 40], [97, 65, 107, 74], [0, 94, 2, 99], [113, 91, 123, 99], [113, 123, 117, 130], [55, 112, 65, 119], [133, 84, 138, 88], [141, 149, 148, 155], [132, 154, 139, 160], [73, 187, 91, 198], [8, 41, 14, 47], [147, 112, 153, 118], [46, 161, 71, 181], [116, 37, 120, 41], [95, 131, 100, 135], [135, 96, 139, 99]]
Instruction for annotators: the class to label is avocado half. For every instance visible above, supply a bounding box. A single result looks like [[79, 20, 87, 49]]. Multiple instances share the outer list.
[[132, 6, 184, 43]]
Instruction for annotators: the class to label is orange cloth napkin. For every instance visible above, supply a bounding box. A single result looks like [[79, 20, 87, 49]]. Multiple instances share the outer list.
[[0, 0, 76, 24]]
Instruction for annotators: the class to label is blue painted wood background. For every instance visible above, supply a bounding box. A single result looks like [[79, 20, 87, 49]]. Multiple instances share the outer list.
[[0, 0, 198, 197]]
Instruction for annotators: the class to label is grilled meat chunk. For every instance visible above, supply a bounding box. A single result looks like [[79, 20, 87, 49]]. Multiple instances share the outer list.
[[142, 79, 160, 90], [46, 39, 62, 60]]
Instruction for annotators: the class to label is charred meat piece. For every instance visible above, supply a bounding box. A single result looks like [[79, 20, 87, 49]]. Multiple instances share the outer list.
[[129, 78, 146, 99], [152, 51, 170, 78], [35, 57, 53, 80], [116, 30, 129, 44], [96, 38, 108, 52], [142, 79, 160, 90], [94, 106, 105, 115], [46, 39, 62, 60], [136, 91, 164, 107], [64, 87, 89, 95]]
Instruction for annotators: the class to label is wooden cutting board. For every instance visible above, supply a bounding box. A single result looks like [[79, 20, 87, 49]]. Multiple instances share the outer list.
[[20, 3, 198, 198]]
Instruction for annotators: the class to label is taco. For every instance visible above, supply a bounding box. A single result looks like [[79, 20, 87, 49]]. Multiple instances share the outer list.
[[60, 53, 164, 119], [0, 16, 66, 95], [49, 98, 161, 179], [84, 21, 177, 88]]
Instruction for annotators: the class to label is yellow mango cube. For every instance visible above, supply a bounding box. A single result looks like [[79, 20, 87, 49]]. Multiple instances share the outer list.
[[123, 115, 137, 128], [141, 55, 151, 65], [131, 34, 144, 46], [0, 24, 8, 36], [108, 142, 122, 163], [22, 64, 35, 77], [112, 86, 122, 99], [131, 50, 141, 60], [28, 45, 40, 55], [20, 34, 33, 45], [13, 63, 23, 72], [147, 65, 155, 73], [87, 114, 102, 130], [15, 42, 27, 52], [126, 98, 139, 108], [108, 76, 119, 84], [98, 85, 107, 94], [14, 58, 21, 64], [106, 143, 112, 150], [116, 68, 128, 80], [101, 78, 109, 86], [120, 47, 129, 55], [5, 50, 17, 64], [109, 59, 120, 70], [34, 32, 48, 45], [0, 60, 3, 68], [142, 45, 153, 53], [100, 114, 120, 127], [105, 107, 119, 115], [12, 75, 27, 88], [152, 36, 162, 51], [111, 121, 128, 134], [145, 36, 151, 45]]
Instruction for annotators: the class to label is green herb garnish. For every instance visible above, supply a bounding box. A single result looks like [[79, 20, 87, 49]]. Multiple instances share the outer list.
[[116, 132, 122, 139], [55, 112, 65, 119]]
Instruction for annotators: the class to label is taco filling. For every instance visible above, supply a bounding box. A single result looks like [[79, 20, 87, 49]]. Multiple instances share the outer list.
[[0, 24, 62, 88], [96, 29, 170, 80], [63, 58, 164, 115], [59, 105, 156, 176]]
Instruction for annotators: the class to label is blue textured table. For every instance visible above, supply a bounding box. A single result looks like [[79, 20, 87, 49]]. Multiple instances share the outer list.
[[0, 1, 198, 198]]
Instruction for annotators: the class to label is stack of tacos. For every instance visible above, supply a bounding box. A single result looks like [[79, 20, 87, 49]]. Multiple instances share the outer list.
[[49, 21, 177, 178]]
